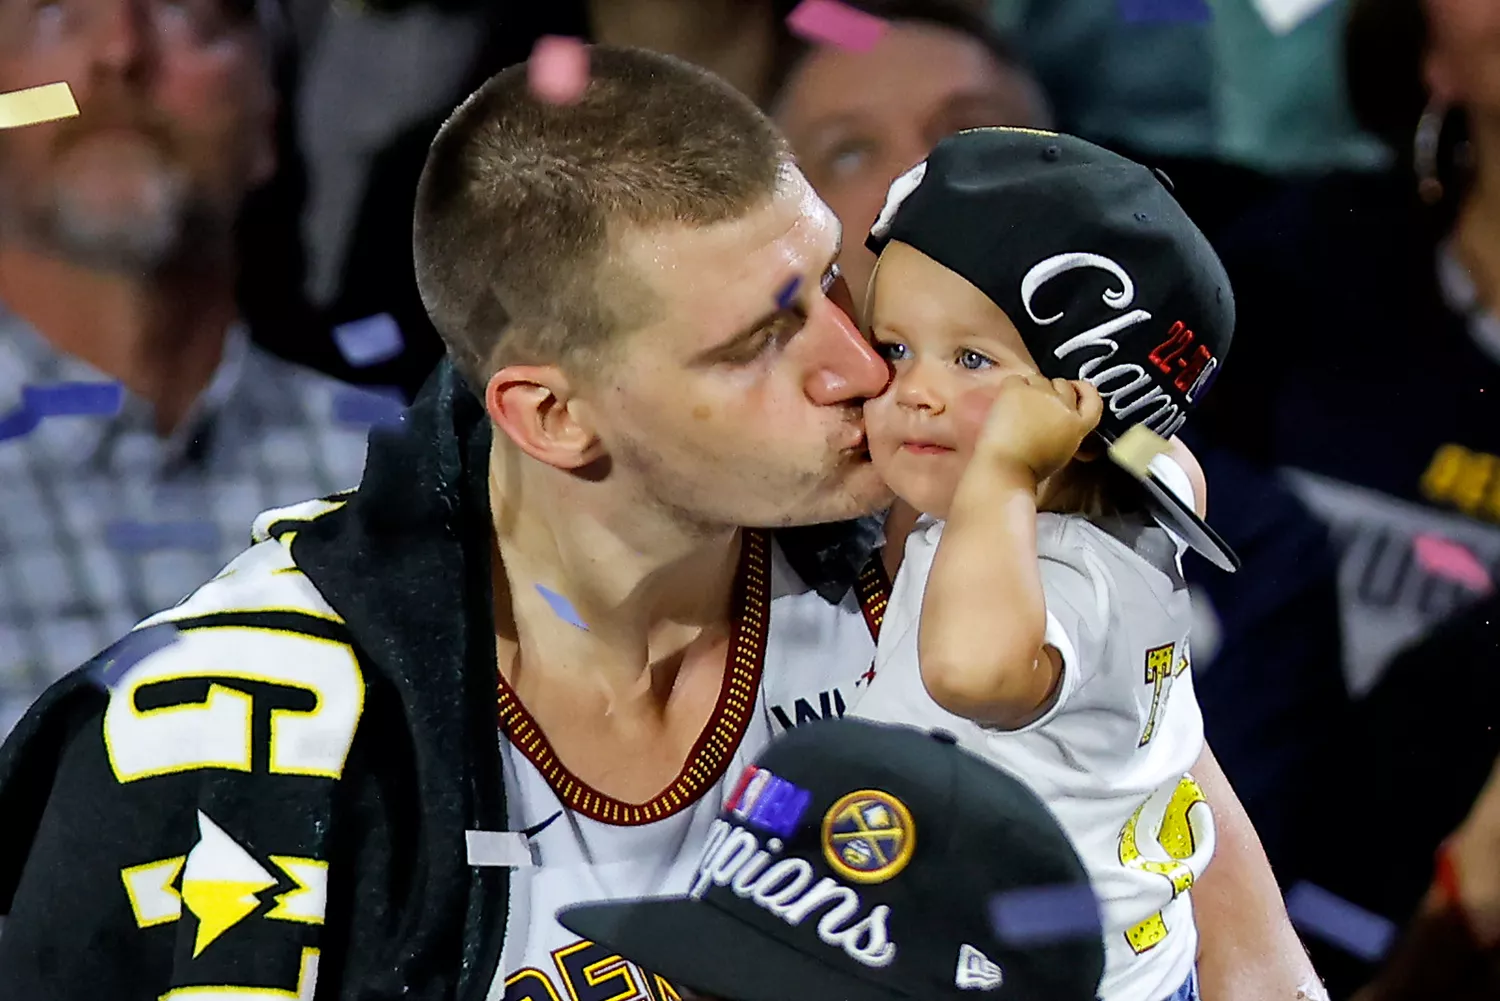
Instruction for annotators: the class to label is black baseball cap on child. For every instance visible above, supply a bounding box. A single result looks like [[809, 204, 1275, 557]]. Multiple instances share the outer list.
[[866, 127, 1239, 573], [559, 719, 1105, 1001]]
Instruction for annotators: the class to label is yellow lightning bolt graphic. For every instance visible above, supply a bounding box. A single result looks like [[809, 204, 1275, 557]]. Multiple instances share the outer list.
[[180, 811, 277, 957]]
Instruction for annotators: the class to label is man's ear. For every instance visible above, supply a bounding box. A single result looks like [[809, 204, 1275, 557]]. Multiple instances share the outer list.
[[1424, 48, 1461, 106], [484, 364, 605, 470], [1075, 434, 1105, 463]]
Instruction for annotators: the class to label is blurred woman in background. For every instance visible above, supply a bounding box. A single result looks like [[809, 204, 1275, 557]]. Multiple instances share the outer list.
[[1197, 0, 1500, 994]]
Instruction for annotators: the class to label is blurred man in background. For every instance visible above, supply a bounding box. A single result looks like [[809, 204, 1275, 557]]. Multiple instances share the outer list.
[[0, 0, 369, 736], [769, 0, 1051, 322]]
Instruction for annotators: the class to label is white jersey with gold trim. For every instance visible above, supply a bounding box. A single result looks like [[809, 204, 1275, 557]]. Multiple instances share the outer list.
[[853, 467, 1213, 1001], [487, 535, 879, 1001]]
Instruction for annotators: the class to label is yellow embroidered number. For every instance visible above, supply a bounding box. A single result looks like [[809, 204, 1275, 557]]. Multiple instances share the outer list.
[[103, 626, 364, 783], [1139, 642, 1188, 748], [1117, 774, 1216, 954]]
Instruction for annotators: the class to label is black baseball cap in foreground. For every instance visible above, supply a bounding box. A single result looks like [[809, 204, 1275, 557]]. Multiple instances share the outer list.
[[866, 127, 1240, 573], [559, 719, 1104, 1001]]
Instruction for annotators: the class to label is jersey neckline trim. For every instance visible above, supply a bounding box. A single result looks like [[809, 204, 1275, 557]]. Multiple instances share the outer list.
[[495, 530, 772, 826]]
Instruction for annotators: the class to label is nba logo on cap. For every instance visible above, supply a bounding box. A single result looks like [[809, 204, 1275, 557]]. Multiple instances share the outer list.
[[724, 765, 812, 838]]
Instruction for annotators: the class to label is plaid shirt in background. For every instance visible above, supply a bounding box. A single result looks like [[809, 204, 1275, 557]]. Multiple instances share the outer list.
[[0, 307, 384, 737]]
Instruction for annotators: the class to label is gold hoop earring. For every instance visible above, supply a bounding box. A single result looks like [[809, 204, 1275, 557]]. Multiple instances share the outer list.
[[1416, 98, 1449, 205]]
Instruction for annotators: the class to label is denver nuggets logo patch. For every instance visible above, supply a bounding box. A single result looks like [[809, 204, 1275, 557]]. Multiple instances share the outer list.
[[821, 790, 915, 884]]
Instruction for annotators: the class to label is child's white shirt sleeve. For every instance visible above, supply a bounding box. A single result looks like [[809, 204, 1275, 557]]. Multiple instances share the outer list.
[[1023, 452, 1196, 732], [1004, 519, 1114, 732]]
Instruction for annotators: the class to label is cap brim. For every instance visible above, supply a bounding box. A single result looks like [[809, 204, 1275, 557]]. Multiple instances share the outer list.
[[1097, 431, 1240, 573], [1137, 467, 1240, 572], [560, 897, 909, 1001]]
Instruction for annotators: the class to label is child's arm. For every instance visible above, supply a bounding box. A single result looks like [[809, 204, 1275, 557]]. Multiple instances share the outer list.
[[918, 375, 1102, 730]]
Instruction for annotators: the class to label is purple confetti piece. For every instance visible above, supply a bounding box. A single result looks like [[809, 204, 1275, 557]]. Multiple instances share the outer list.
[[105, 519, 222, 553], [91, 623, 182, 689], [333, 386, 406, 427], [786, 0, 887, 52], [1284, 882, 1396, 962], [990, 884, 1102, 946], [535, 584, 589, 631], [23, 381, 124, 417], [0, 381, 122, 442], [333, 313, 406, 368], [776, 276, 803, 311], [1118, 0, 1213, 22], [0, 404, 41, 442]]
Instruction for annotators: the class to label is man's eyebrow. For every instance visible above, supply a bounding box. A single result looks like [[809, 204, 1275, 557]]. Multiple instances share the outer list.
[[692, 235, 843, 364], [694, 301, 796, 363]]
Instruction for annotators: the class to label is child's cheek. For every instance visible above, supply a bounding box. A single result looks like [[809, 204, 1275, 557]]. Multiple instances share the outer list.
[[954, 385, 1000, 454]]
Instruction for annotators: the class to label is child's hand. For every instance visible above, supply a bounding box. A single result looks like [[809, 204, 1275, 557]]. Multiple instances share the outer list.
[[973, 375, 1103, 482]]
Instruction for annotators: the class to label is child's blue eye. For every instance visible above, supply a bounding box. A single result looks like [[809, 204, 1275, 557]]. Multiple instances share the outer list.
[[957, 349, 994, 371], [875, 342, 908, 362]]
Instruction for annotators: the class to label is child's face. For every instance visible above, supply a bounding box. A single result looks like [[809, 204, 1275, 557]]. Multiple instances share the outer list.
[[863, 241, 1046, 518]]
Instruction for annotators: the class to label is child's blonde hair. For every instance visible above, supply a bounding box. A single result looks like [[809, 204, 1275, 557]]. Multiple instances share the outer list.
[[1040, 455, 1144, 520]]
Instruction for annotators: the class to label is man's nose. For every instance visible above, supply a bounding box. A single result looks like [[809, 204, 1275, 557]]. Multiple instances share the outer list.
[[90, 0, 156, 81], [802, 298, 891, 406]]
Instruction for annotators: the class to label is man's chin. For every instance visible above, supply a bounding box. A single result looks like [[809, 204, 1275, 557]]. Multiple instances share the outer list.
[[43, 169, 192, 272], [789, 461, 894, 526]]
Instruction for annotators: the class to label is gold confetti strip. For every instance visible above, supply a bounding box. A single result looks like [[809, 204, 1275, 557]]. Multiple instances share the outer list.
[[1108, 423, 1171, 480], [0, 82, 79, 130]]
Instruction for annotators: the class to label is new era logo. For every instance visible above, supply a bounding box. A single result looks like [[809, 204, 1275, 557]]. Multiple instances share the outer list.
[[955, 944, 1003, 991]]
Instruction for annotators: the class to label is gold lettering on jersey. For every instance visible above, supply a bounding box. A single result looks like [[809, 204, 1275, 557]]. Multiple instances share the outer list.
[[1421, 443, 1500, 522], [554, 939, 645, 1001], [1139, 642, 1187, 747], [505, 968, 563, 1001], [103, 627, 364, 783], [504, 943, 680, 1001]]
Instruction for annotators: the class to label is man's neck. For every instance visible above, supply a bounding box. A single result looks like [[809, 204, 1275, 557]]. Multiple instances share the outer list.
[[0, 245, 235, 435], [1457, 116, 1500, 310], [488, 442, 743, 710]]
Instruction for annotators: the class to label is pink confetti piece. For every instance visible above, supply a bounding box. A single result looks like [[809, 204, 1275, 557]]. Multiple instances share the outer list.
[[786, 0, 888, 52], [528, 36, 590, 106], [1413, 533, 1493, 593]]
